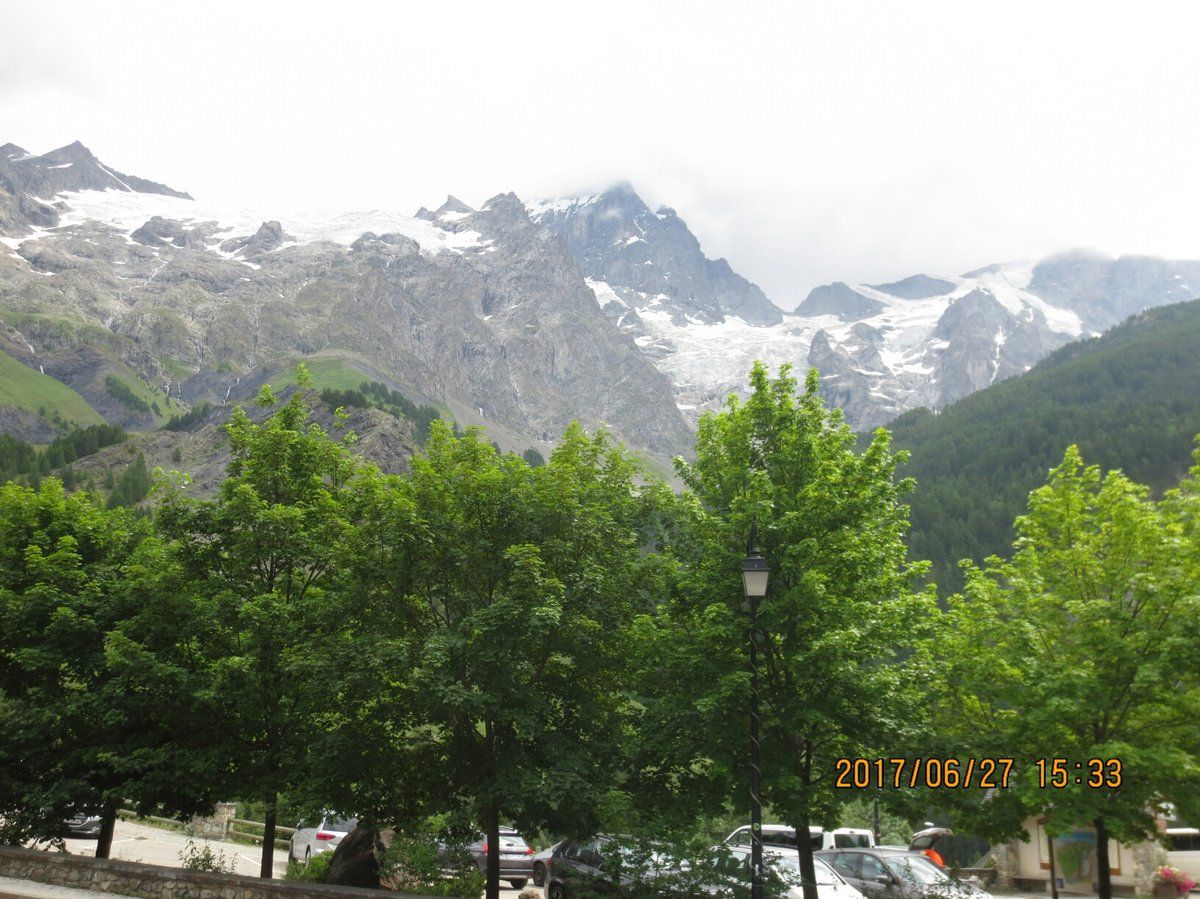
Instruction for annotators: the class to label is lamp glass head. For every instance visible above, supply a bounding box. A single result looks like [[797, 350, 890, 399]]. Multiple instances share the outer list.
[[742, 552, 769, 598]]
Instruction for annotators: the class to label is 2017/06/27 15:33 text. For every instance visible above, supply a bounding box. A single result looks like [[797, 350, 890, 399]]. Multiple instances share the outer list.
[[833, 757, 1124, 790]]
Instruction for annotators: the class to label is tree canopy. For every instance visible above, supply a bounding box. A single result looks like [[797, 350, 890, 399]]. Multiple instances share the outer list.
[[1, 362, 1198, 899], [926, 444, 1200, 899], [627, 363, 937, 899]]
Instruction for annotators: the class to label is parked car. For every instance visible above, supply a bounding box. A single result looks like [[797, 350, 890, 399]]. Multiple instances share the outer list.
[[716, 845, 869, 899], [533, 840, 567, 887], [725, 825, 876, 852], [816, 848, 992, 899], [289, 814, 358, 863], [466, 827, 535, 889], [907, 827, 952, 867], [544, 836, 679, 899], [61, 812, 102, 839]]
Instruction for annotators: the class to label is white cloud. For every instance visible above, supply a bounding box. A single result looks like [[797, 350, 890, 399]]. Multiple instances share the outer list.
[[5, 0, 1200, 307]]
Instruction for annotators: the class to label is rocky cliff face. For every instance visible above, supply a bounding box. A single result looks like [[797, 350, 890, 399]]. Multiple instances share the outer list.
[[0, 142, 693, 462], [528, 183, 782, 327], [1026, 251, 1200, 330], [791, 257, 1200, 428]]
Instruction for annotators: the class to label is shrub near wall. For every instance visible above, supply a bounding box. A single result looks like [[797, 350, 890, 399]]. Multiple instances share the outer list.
[[0, 845, 426, 899]]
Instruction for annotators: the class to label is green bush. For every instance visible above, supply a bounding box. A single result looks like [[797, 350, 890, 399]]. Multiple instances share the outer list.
[[382, 831, 483, 898], [284, 850, 333, 883], [179, 839, 236, 874]]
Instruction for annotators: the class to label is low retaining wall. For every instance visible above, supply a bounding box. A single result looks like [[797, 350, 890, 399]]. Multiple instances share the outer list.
[[0, 846, 419, 899]]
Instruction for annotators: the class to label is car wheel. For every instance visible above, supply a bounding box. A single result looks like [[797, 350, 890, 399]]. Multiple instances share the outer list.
[[549, 882, 567, 899], [509, 880, 527, 890], [305, 847, 311, 865], [533, 863, 546, 887], [288, 843, 296, 863]]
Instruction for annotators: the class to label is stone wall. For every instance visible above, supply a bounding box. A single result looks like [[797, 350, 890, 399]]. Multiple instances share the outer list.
[[187, 802, 237, 841], [0, 846, 420, 899]]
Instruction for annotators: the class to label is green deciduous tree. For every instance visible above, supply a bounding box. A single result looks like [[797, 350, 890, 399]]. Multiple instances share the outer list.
[[155, 380, 363, 877], [628, 363, 936, 899], [928, 445, 1200, 899], [393, 420, 668, 899], [0, 480, 155, 855]]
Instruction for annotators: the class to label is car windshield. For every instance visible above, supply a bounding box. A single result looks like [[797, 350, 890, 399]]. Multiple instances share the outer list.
[[326, 817, 357, 832], [499, 834, 529, 849], [762, 831, 798, 848], [834, 833, 872, 848], [883, 855, 953, 885]]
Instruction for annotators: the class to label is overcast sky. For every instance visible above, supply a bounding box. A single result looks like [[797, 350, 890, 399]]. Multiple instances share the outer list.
[[4, 1, 1199, 309]]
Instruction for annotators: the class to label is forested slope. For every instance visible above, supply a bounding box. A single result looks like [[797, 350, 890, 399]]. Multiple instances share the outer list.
[[890, 299, 1200, 591]]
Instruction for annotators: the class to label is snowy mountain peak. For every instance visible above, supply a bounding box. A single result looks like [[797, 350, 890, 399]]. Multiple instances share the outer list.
[[43, 139, 98, 163], [529, 182, 782, 328], [0, 139, 192, 236], [0, 148, 693, 461], [867, 273, 955, 300], [435, 195, 474, 217], [794, 282, 885, 320], [481, 192, 527, 219], [1027, 251, 1200, 329], [588, 249, 1200, 431]]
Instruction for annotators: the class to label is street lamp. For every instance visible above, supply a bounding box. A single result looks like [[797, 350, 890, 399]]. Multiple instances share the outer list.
[[743, 522, 769, 899]]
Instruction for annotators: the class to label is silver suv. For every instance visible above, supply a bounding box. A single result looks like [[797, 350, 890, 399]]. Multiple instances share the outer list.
[[468, 828, 534, 889]]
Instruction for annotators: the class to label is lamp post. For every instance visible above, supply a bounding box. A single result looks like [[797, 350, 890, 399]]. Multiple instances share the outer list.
[[742, 523, 770, 899]]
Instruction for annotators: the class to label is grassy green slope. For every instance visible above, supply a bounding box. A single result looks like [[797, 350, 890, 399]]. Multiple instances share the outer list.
[[0, 347, 105, 428], [890, 299, 1200, 593], [104, 362, 184, 421], [268, 355, 375, 393]]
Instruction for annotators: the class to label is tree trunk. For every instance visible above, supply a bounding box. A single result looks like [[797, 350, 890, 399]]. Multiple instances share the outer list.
[[1094, 818, 1112, 899], [94, 798, 118, 859], [1047, 827, 1059, 899], [485, 798, 501, 899], [260, 795, 277, 879], [796, 805, 819, 899], [797, 738, 819, 899]]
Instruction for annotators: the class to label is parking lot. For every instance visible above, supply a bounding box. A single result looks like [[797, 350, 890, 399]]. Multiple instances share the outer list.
[[49, 819, 530, 897], [52, 819, 289, 878]]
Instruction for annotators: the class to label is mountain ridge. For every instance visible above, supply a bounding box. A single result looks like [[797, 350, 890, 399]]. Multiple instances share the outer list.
[[0, 144, 693, 463], [4, 143, 1200, 469], [0, 140, 191, 236], [891, 298, 1200, 592], [528, 183, 783, 327]]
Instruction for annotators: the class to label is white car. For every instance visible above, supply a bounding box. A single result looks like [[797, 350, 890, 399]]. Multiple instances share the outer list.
[[720, 845, 869, 899], [725, 824, 876, 852], [288, 814, 357, 863]]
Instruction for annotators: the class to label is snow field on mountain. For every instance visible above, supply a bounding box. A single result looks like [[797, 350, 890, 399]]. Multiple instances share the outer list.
[[44, 189, 486, 256], [633, 304, 820, 412]]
